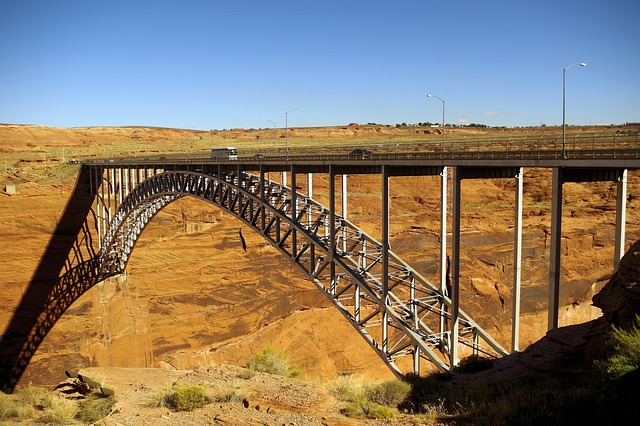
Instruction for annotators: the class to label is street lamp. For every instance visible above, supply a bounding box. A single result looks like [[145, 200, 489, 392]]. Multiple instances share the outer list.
[[562, 62, 587, 158], [427, 94, 445, 152], [262, 118, 277, 153], [185, 126, 197, 159], [285, 107, 302, 160]]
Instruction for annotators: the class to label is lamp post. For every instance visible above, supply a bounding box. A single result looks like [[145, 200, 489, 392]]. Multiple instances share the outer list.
[[427, 94, 445, 152], [285, 107, 302, 160], [262, 118, 277, 154], [185, 126, 197, 160], [562, 62, 587, 158]]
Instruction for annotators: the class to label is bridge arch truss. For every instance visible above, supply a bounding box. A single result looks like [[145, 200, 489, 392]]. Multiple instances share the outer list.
[[93, 167, 507, 377]]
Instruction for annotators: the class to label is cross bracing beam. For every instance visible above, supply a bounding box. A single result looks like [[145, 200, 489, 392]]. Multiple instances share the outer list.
[[95, 168, 508, 377]]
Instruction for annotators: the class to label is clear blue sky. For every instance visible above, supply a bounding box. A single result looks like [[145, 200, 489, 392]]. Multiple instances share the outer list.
[[1, 0, 638, 130]]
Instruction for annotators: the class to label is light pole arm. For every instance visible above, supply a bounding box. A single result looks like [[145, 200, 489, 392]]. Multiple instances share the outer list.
[[562, 62, 586, 158], [285, 108, 302, 160], [427, 94, 446, 148]]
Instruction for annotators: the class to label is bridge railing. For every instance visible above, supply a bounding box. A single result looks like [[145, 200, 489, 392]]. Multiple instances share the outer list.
[[82, 133, 640, 165]]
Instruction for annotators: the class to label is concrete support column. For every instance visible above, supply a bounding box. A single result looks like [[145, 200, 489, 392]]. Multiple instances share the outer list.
[[124, 168, 130, 198], [291, 166, 297, 258], [614, 169, 628, 270], [260, 166, 266, 233], [108, 168, 115, 222], [450, 167, 461, 366], [440, 166, 448, 338], [117, 168, 123, 207], [411, 275, 420, 375], [342, 174, 348, 253], [382, 166, 390, 353], [512, 167, 523, 352], [548, 167, 563, 330], [97, 167, 104, 247], [307, 173, 313, 228], [329, 166, 336, 295]]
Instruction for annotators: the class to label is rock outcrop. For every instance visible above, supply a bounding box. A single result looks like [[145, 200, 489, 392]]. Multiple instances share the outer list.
[[452, 238, 640, 386]]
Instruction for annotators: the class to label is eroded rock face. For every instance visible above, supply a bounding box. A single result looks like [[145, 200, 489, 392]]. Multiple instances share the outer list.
[[450, 238, 640, 387], [592, 239, 640, 329]]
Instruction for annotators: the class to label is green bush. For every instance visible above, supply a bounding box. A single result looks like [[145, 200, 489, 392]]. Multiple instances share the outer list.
[[342, 400, 394, 419], [147, 384, 211, 412], [594, 315, 640, 382], [166, 386, 210, 412], [330, 375, 410, 407], [366, 379, 411, 406], [246, 346, 302, 378], [329, 375, 369, 402]]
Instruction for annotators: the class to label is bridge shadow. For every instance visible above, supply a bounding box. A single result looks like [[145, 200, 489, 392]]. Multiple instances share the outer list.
[[0, 167, 106, 392]]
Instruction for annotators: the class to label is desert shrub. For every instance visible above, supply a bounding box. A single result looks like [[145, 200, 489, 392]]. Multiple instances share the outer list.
[[420, 399, 449, 424], [404, 373, 594, 426], [40, 396, 77, 425], [330, 375, 409, 406], [592, 315, 640, 421], [145, 383, 175, 409], [341, 400, 394, 419], [0, 394, 8, 417], [0, 393, 30, 421], [454, 355, 494, 374], [462, 379, 593, 426], [146, 383, 210, 411], [238, 367, 256, 379], [328, 374, 370, 402], [165, 385, 210, 412], [330, 375, 409, 420], [0, 392, 15, 419], [17, 385, 57, 409], [246, 346, 302, 378], [215, 386, 246, 403], [76, 391, 118, 423], [594, 315, 640, 382], [366, 379, 411, 406]]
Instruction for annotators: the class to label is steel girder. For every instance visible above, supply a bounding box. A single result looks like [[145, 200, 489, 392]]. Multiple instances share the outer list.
[[97, 169, 507, 377]]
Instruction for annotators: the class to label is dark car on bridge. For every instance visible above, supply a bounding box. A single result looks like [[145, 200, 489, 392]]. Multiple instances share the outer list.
[[348, 148, 372, 159]]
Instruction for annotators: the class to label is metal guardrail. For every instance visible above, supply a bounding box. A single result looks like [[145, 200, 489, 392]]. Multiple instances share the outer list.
[[82, 133, 640, 165]]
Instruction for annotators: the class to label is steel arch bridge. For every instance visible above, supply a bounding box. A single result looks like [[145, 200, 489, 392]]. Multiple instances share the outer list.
[[5, 141, 635, 392], [98, 169, 507, 377]]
